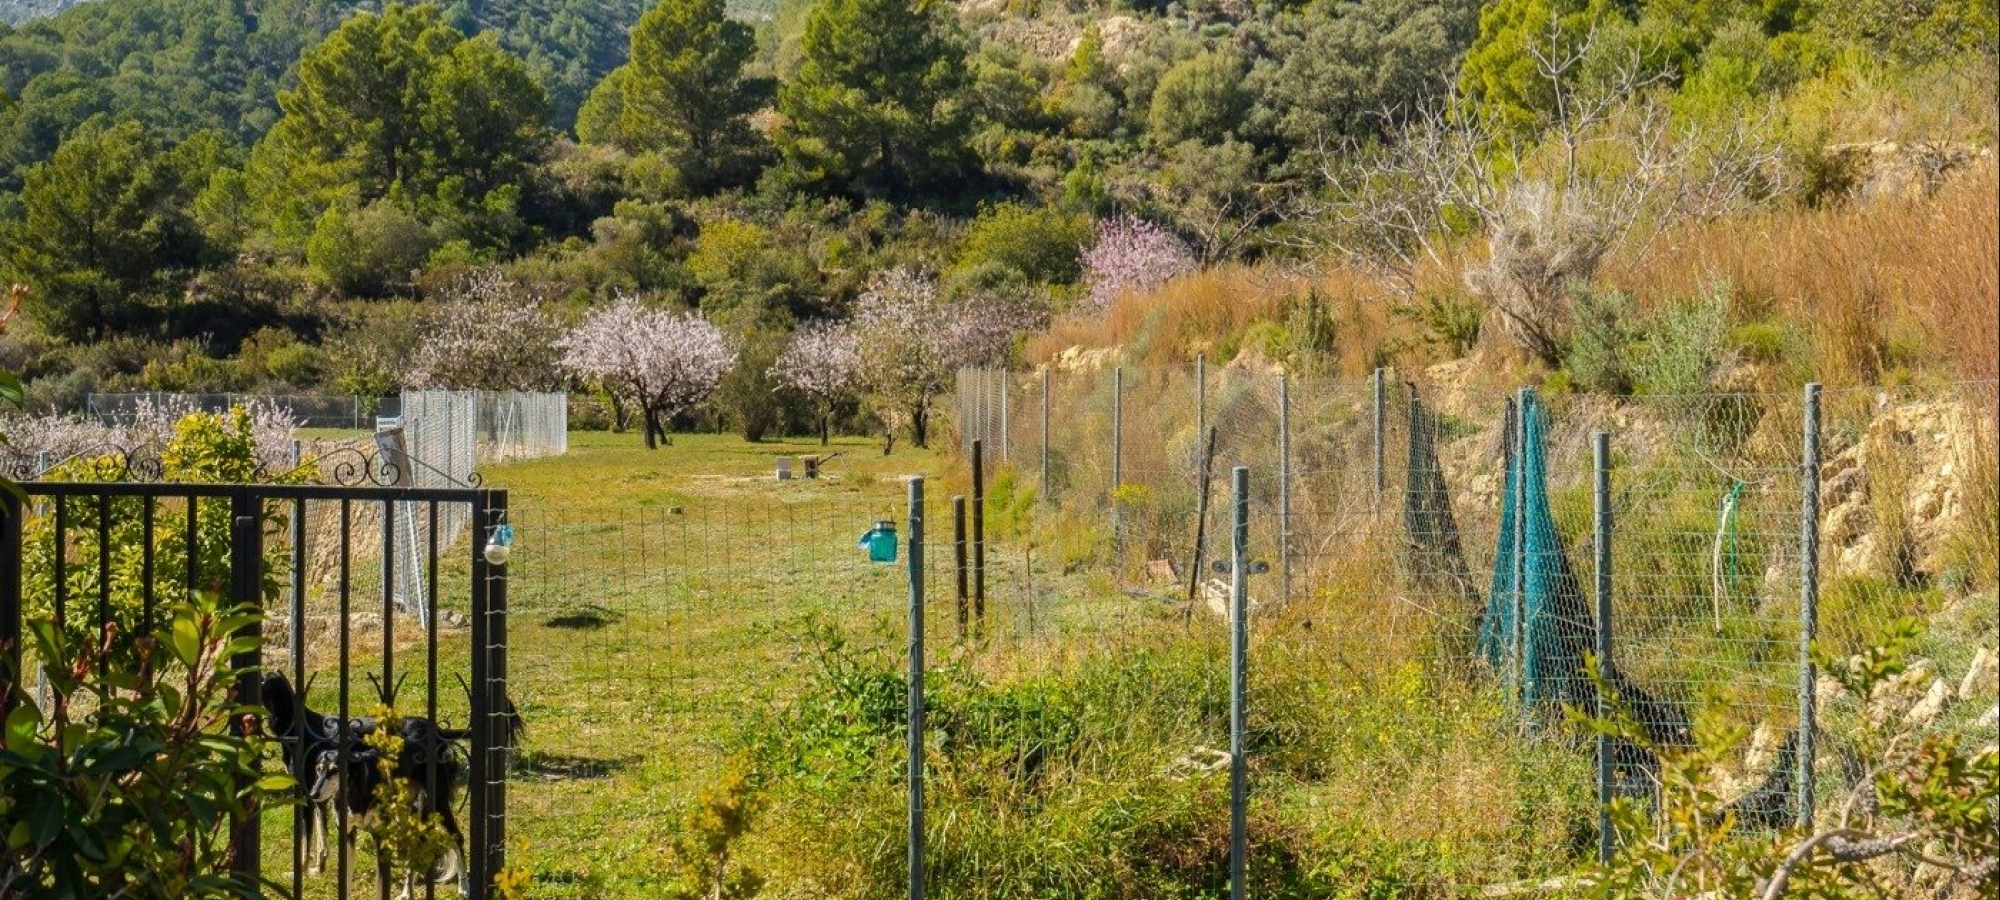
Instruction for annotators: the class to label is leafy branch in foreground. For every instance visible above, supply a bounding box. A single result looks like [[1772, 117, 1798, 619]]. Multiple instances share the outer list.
[[0, 595, 291, 900]]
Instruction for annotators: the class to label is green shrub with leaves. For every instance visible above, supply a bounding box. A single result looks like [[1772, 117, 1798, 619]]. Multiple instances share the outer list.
[[0, 593, 290, 899], [1565, 286, 1642, 395], [354, 706, 460, 892], [21, 407, 310, 643], [663, 765, 765, 900], [1631, 285, 1733, 396]]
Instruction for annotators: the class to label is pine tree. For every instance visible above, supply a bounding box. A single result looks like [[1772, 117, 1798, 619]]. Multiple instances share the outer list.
[[250, 3, 546, 246], [2, 119, 203, 341], [775, 0, 971, 199], [610, 0, 765, 191]]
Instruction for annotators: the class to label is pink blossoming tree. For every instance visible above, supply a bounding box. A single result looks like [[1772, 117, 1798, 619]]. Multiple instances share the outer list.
[[850, 269, 1037, 451], [1080, 214, 1196, 312], [770, 320, 862, 445], [558, 297, 736, 449], [408, 269, 567, 391]]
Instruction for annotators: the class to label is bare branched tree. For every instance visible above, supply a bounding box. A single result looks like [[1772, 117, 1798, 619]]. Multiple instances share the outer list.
[[1300, 13, 1786, 364]]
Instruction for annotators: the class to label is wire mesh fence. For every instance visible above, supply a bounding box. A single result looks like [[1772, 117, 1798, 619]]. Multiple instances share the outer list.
[[89, 392, 399, 430], [956, 364, 2000, 854]]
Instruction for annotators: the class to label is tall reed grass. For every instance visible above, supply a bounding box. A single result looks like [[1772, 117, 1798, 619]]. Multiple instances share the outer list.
[[1602, 164, 1998, 386]]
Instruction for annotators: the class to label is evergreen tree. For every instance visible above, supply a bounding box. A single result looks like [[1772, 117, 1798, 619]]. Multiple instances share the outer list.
[[775, 0, 971, 199], [2, 119, 207, 340], [250, 2, 546, 246], [589, 0, 765, 191]]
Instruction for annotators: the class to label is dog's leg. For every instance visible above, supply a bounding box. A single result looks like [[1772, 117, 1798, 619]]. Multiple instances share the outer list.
[[306, 804, 325, 875]]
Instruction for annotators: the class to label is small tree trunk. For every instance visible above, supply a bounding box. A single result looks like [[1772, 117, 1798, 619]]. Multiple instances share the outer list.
[[912, 402, 929, 449], [609, 393, 630, 433], [642, 405, 659, 449], [820, 414, 831, 446], [882, 425, 896, 456]]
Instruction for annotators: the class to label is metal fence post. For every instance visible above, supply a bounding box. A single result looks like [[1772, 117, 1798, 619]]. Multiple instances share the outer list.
[[1799, 383, 1821, 829], [907, 476, 927, 900], [1000, 374, 1010, 467], [1278, 374, 1291, 605], [1040, 369, 1052, 502], [1111, 367, 1123, 560], [1512, 389, 1529, 709], [1593, 431, 1614, 864], [227, 490, 264, 889], [1229, 466, 1250, 900], [954, 496, 969, 641], [971, 440, 986, 630], [1, 493, 24, 721], [1373, 368, 1386, 518], [1197, 354, 1208, 445], [487, 491, 510, 884]]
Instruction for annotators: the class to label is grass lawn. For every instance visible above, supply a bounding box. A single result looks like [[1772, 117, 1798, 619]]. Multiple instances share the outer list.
[[263, 430, 951, 899]]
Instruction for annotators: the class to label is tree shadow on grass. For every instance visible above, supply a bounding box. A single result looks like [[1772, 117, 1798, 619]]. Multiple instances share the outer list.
[[512, 749, 641, 781], [540, 604, 624, 630]]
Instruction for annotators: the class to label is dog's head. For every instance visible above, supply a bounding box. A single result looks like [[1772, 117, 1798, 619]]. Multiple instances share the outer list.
[[260, 672, 300, 736], [307, 751, 342, 803]]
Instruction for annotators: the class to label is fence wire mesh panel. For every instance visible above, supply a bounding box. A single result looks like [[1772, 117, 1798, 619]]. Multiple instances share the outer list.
[[1808, 380, 2000, 821], [88, 392, 399, 430], [951, 367, 2000, 885], [1, 480, 512, 900]]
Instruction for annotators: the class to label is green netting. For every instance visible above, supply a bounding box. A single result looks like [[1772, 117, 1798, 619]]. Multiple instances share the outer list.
[[1479, 390, 1595, 711]]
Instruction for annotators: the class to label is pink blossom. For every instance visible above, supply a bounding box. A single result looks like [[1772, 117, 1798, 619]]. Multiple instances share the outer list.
[[771, 321, 861, 444], [409, 269, 566, 391], [557, 297, 736, 448], [846, 269, 1037, 447], [1080, 215, 1196, 312]]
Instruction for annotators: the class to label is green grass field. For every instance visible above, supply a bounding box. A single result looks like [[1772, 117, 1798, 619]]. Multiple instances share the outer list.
[[261, 431, 951, 899], [250, 427, 1997, 900]]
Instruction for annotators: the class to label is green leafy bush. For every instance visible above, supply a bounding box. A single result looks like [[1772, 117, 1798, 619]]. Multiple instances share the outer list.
[[22, 407, 309, 642], [1147, 52, 1248, 145], [1565, 286, 1641, 395], [1632, 286, 1732, 396], [952, 202, 1092, 288], [1587, 619, 1998, 898], [305, 201, 437, 298], [0, 593, 289, 899]]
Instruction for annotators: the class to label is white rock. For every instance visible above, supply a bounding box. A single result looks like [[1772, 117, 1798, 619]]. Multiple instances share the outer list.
[[1903, 677, 1951, 730], [1977, 704, 1997, 729], [1959, 646, 1996, 702]]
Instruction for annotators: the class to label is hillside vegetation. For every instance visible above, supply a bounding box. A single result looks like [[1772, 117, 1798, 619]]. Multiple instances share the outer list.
[[0, 0, 1995, 440]]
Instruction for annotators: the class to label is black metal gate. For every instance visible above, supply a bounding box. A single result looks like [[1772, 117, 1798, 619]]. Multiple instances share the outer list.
[[1, 476, 511, 900]]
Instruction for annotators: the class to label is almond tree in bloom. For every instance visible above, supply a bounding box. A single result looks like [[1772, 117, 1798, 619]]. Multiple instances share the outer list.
[[408, 269, 567, 391], [851, 268, 1036, 451], [557, 297, 736, 449], [770, 320, 861, 446], [1080, 214, 1196, 312]]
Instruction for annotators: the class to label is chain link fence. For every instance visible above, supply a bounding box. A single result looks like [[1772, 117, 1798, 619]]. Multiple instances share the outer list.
[[89, 392, 398, 430]]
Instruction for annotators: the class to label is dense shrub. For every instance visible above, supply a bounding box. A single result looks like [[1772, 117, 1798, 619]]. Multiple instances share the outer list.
[[0, 593, 287, 900], [952, 202, 1092, 288], [21, 406, 308, 641], [306, 201, 438, 298]]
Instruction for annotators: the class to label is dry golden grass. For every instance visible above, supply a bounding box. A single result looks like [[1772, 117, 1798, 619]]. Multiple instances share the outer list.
[[1037, 166, 1995, 390], [1028, 264, 1399, 378], [1602, 164, 1999, 386]]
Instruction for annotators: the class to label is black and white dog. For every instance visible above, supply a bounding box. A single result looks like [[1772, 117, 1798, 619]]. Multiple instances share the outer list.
[[262, 672, 490, 899]]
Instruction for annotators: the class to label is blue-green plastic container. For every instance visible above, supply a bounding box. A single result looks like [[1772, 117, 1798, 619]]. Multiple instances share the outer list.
[[858, 520, 898, 563]]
